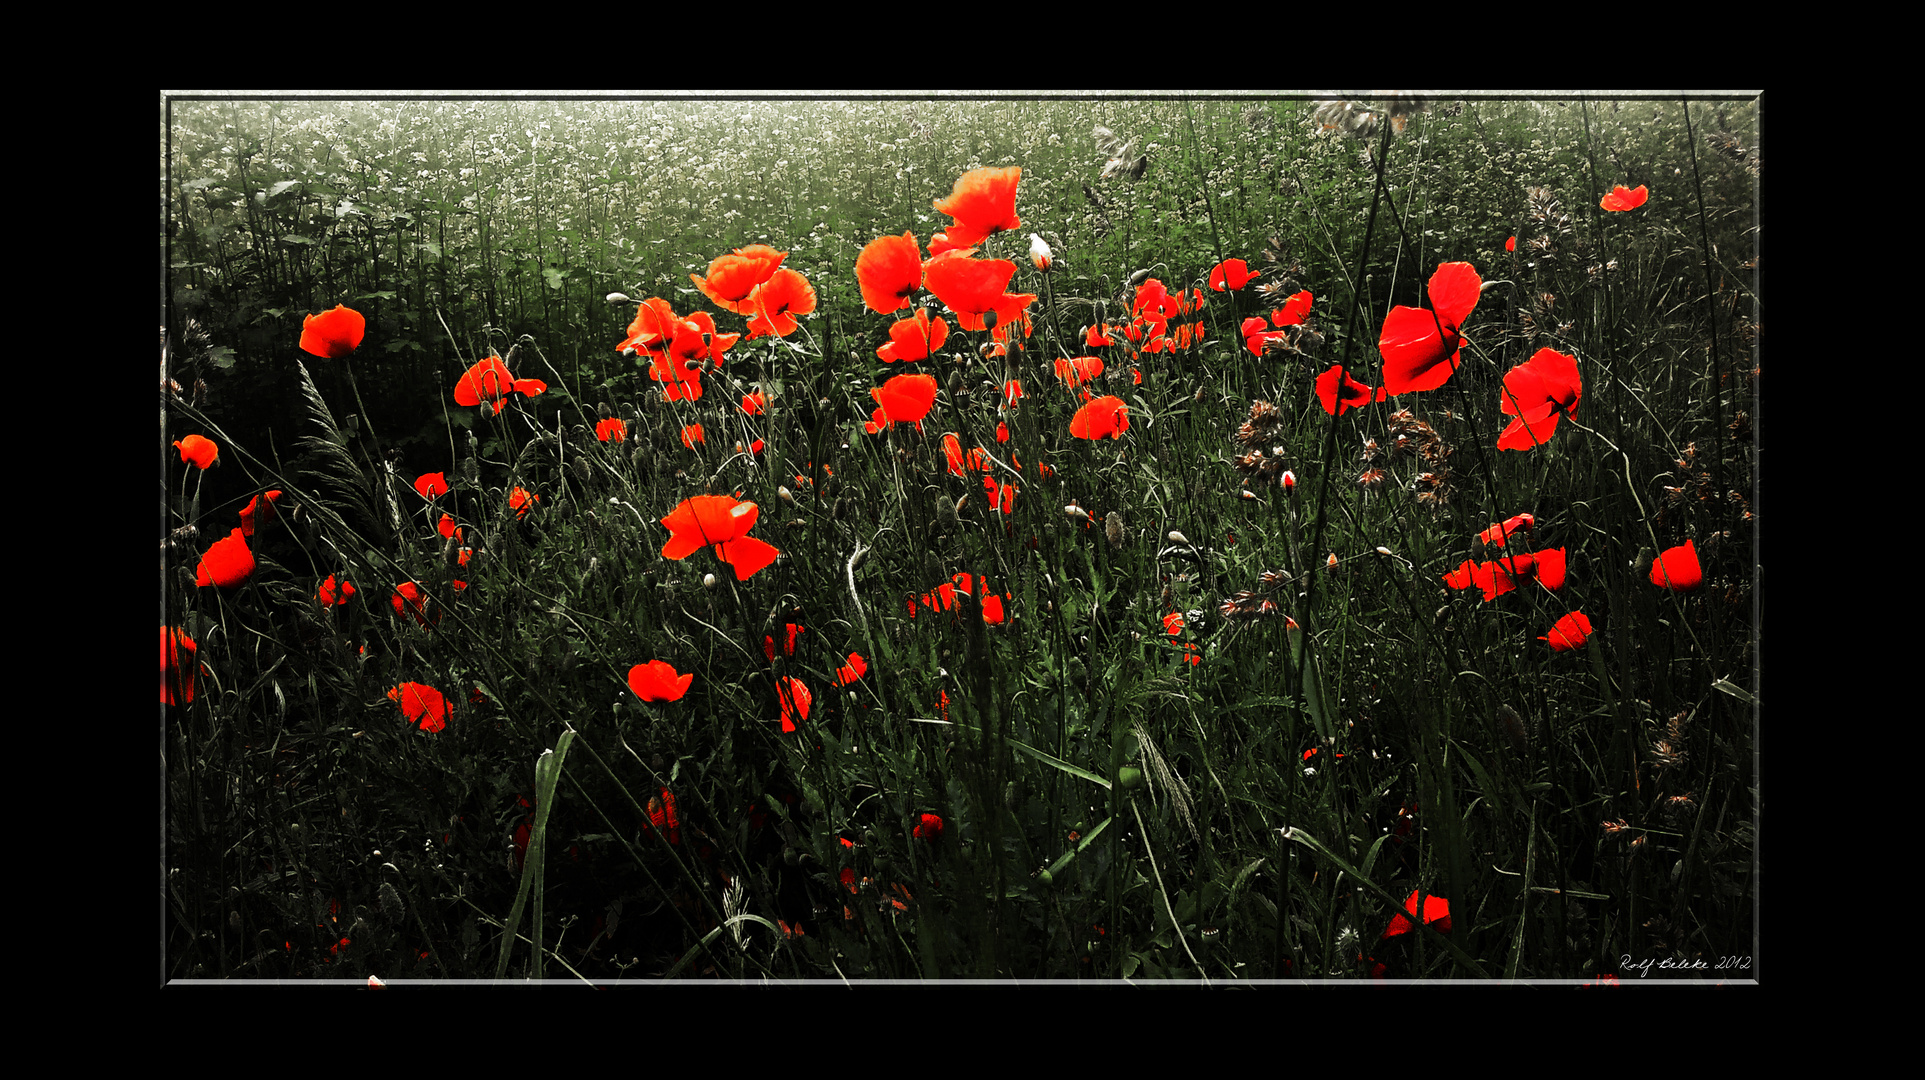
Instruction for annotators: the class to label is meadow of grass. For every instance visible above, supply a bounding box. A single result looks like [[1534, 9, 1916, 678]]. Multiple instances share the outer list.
[[163, 93, 1758, 983]]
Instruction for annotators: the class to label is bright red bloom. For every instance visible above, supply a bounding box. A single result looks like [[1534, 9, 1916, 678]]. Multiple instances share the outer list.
[[1542, 611, 1594, 652], [776, 677, 812, 733], [1601, 184, 1649, 212], [660, 494, 779, 580], [932, 167, 1021, 246], [1383, 890, 1450, 939], [1242, 316, 1285, 357], [1070, 395, 1129, 440], [239, 490, 283, 537], [509, 486, 539, 518], [856, 232, 925, 315], [691, 244, 786, 314], [1316, 365, 1386, 416], [1379, 262, 1481, 396], [1055, 356, 1105, 388], [595, 418, 628, 442], [914, 812, 944, 843], [1084, 323, 1116, 348], [388, 682, 450, 733], [996, 421, 1010, 443], [454, 355, 546, 415], [1004, 380, 1024, 407], [174, 435, 218, 470], [834, 653, 868, 686], [871, 373, 938, 427], [318, 574, 355, 606], [983, 475, 1018, 515], [617, 297, 681, 355], [629, 660, 694, 703], [392, 582, 435, 627], [1532, 548, 1568, 591], [923, 250, 1020, 331], [1505, 235, 1517, 252], [196, 528, 254, 589], [162, 627, 197, 705], [299, 304, 366, 359], [878, 308, 948, 362], [741, 391, 767, 416], [437, 513, 460, 540], [981, 592, 1006, 625], [680, 424, 705, 450], [746, 268, 817, 339], [1479, 514, 1535, 546], [1652, 540, 1703, 591], [414, 472, 448, 501], [1497, 348, 1583, 451], [1271, 291, 1314, 327], [764, 623, 805, 662], [1208, 258, 1260, 291]]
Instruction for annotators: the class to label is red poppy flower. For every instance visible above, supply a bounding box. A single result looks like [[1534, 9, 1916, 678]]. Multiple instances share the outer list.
[[914, 812, 944, 843], [981, 592, 1007, 625], [617, 297, 681, 356], [932, 166, 1021, 246], [877, 307, 949, 362], [454, 355, 547, 415], [1070, 395, 1130, 440], [238, 490, 283, 537], [392, 582, 435, 627], [1208, 258, 1260, 292], [1004, 380, 1024, 407], [1532, 548, 1568, 591], [1054, 356, 1104, 388], [1600, 184, 1649, 212], [856, 232, 924, 315], [983, 475, 1018, 515], [1505, 235, 1517, 252], [1479, 513, 1535, 546], [1541, 611, 1593, 652], [646, 788, 681, 845], [680, 424, 705, 450], [834, 653, 868, 686], [1271, 291, 1314, 327], [660, 494, 780, 580], [196, 528, 254, 589], [1651, 540, 1703, 591], [414, 472, 448, 501], [174, 435, 218, 470], [1379, 262, 1481, 396], [509, 486, 539, 518], [1316, 365, 1386, 416], [437, 513, 460, 541], [1242, 316, 1284, 357], [746, 268, 817, 339], [1383, 890, 1450, 939], [764, 623, 805, 662], [388, 682, 450, 733], [299, 304, 366, 359], [162, 627, 197, 705], [595, 418, 628, 442], [741, 391, 767, 416], [691, 244, 787, 314], [776, 677, 812, 733], [318, 574, 355, 606], [1084, 323, 1116, 348], [923, 249, 1015, 326], [871, 373, 938, 427], [1497, 348, 1583, 451], [628, 660, 694, 703]]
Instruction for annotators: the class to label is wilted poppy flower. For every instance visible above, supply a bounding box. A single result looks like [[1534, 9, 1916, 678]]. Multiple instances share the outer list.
[[877, 308, 948, 362], [1383, 890, 1450, 939], [1479, 513, 1535, 546], [238, 490, 283, 537], [741, 391, 767, 415], [1029, 233, 1053, 271], [388, 682, 450, 733], [299, 304, 366, 359], [914, 812, 944, 843], [660, 494, 780, 580], [414, 472, 448, 501], [1497, 348, 1582, 451], [1379, 262, 1481, 396], [162, 627, 197, 705], [1070, 395, 1130, 440], [855, 231, 924, 314], [318, 574, 355, 606], [509, 486, 539, 519], [776, 677, 812, 733], [691, 244, 787, 314], [1542, 611, 1593, 652], [746, 268, 818, 339], [1651, 540, 1702, 591], [1208, 258, 1260, 291], [196, 528, 254, 589], [1054, 356, 1104, 388], [834, 653, 868, 686], [174, 434, 218, 470], [1600, 184, 1649, 211], [595, 418, 628, 442], [871, 373, 938, 427], [646, 788, 682, 845], [628, 660, 694, 703], [932, 166, 1021, 246], [454, 355, 547, 415], [680, 424, 705, 450], [1316, 364, 1387, 416], [1271, 291, 1314, 327]]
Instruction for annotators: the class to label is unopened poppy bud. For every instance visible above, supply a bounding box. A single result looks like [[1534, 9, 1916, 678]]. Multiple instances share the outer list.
[[1029, 233, 1053, 271], [606, 292, 632, 304], [703, 573, 717, 590], [1326, 553, 1341, 572], [1065, 505, 1089, 520], [778, 485, 795, 505], [1282, 470, 1297, 491], [1167, 530, 1189, 545], [1376, 546, 1392, 556]]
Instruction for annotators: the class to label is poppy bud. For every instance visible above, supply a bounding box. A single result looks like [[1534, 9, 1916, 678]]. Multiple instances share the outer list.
[[703, 573, 717, 590], [1167, 530, 1189, 545], [1029, 233, 1053, 271], [606, 292, 632, 304]]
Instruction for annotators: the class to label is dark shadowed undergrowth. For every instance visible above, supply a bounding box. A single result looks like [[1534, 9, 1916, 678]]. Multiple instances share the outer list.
[[163, 93, 1757, 983]]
